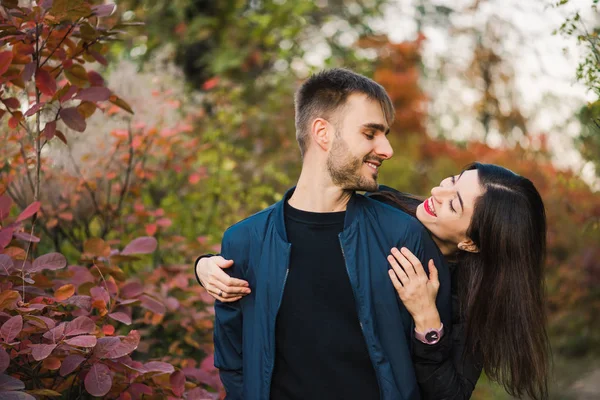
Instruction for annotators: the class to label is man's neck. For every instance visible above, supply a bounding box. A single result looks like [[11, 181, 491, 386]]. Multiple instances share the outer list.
[[288, 167, 352, 213]]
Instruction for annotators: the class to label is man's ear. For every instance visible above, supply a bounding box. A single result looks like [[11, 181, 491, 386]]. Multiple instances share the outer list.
[[458, 239, 479, 253], [311, 118, 331, 151]]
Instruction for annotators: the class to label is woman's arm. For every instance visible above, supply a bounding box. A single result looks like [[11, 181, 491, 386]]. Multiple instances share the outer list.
[[388, 248, 483, 399]]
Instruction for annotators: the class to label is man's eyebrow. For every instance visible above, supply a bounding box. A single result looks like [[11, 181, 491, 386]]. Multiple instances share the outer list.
[[362, 123, 390, 135]]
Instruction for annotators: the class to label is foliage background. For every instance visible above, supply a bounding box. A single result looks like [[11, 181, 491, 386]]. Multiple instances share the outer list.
[[1, 0, 599, 398]]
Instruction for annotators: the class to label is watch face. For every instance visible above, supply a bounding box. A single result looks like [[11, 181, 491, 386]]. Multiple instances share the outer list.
[[425, 331, 439, 343]]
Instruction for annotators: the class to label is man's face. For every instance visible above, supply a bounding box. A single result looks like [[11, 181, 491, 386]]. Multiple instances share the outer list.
[[326, 94, 393, 192]]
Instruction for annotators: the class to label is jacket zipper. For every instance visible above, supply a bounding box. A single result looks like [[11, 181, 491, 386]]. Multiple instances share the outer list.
[[266, 243, 291, 392], [339, 235, 384, 399]]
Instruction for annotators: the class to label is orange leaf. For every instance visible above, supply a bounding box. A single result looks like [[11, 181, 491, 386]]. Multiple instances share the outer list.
[[36, 69, 57, 96], [102, 325, 115, 335], [0, 51, 13, 76], [54, 284, 75, 301], [42, 356, 61, 370]]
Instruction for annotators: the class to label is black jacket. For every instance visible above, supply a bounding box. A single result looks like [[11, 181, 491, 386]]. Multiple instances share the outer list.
[[371, 186, 483, 399]]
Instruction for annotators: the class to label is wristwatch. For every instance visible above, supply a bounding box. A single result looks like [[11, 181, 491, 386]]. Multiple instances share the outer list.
[[414, 323, 444, 345]]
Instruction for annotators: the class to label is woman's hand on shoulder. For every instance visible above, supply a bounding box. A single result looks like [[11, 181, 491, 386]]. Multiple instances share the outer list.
[[196, 256, 251, 303], [387, 247, 441, 330]]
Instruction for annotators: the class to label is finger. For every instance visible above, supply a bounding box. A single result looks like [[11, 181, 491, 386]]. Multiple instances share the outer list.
[[213, 279, 252, 296], [428, 260, 439, 284], [224, 276, 250, 288], [392, 248, 416, 278], [388, 269, 405, 293], [206, 285, 244, 303], [210, 266, 250, 289], [387, 254, 409, 285], [216, 257, 235, 269], [400, 247, 424, 276]]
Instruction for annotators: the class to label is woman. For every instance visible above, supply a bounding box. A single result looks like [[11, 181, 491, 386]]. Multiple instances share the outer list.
[[195, 162, 550, 400]]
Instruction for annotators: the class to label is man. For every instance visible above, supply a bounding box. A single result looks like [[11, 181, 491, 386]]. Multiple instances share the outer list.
[[195, 68, 451, 400]]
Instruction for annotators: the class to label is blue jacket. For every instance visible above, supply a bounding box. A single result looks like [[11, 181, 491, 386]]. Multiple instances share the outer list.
[[214, 188, 452, 400]]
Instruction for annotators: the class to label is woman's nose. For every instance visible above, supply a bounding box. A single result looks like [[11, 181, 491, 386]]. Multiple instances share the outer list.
[[431, 185, 455, 198]]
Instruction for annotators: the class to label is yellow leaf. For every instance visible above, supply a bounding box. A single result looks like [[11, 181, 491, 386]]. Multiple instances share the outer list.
[[77, 101, 96, 118], [64, 64, 88, 87], [54, 284, 75, 301], [83, 238, 110, 257], [27, 388, 62, 397], [109, 95, 134, 114], [0, 290, 20, 311]]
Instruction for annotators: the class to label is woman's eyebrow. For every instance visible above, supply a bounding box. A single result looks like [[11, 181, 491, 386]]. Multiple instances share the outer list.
[[452, 175, 465, 212]]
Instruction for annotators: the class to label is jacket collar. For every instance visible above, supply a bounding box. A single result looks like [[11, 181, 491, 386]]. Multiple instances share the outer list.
[[273, 186, 361, 242]]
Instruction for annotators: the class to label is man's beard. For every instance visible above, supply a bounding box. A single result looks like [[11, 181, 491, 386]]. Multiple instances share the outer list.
[[326, 135, 379, 192]]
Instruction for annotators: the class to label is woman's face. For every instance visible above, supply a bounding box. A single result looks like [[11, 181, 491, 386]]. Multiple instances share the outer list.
[[415, 169, 484, 252]]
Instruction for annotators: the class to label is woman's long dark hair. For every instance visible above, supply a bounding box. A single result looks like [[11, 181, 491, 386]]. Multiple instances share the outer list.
[[369, 162, 550, 400]]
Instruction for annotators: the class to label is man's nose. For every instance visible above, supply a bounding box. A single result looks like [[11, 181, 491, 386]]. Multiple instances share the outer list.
[[376, 136, 394, 160]]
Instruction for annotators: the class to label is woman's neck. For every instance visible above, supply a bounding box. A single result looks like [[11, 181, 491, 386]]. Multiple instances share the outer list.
[[432, 236, 457, 257]]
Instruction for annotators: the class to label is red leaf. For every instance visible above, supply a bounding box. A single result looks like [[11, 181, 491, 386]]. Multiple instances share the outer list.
[[63, 295, 92, 310], [65, 316, 95, 336], [90, 286, 110, 303], [30, 343, 57, 361], [13, 231, 40, 243], [60, 107, 86, 132], [8, 116, 19, 129], [0, 315, 22, 342], [43, 121, 56, 140], [60, 354, 85, 376], [90, 51, 108, 66], [0, 373, 24, 391], [75, 87, 110, 102], [84, 363, 112, 397], [142, 361, 174, 375], [87, 70, 104, 87], [0, 228, 14, 250], [64, 316, 94, 335], [0, 195, 12, 220], [0, 254, 14, 275], [202, 77, 219, 91], [0, 51, 13, 76], [43, 322, 66, 343], [93, 337, 120, 358], [121, 237, 157, 255], [92, 4, 116, 17], [120, 281, 143, 299], [128, 383, 153, 398], [16, 201, 41, 222], [59, 85, 79, 103], [65, 335, 97, 347], [108, 312, 131, 325], [31, 252, 66, 273], [139, 294, 166, 315], [35, 69, 57, 96], [145, 223, 157, 236], [0, 347, 9, 374], [2, 97, 20, 109], [104, 330, 140, 359], [170, 370, 185, 397], [22, 62, 35, 82], [24, 101, 45, 117], [55, 130, 68, 144]]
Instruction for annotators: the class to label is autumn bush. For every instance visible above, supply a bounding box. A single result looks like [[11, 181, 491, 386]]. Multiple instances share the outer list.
[[0, 2, 220, 398]]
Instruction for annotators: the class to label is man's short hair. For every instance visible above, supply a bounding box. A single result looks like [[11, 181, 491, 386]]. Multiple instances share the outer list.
[[294, 68, 395, 157]]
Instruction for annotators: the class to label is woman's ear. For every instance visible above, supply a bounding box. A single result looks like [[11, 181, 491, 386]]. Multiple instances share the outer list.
[[458, 239, 479, 253]]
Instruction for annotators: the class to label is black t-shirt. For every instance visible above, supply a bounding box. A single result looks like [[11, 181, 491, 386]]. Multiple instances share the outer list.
[[270, 201, 380, 400]]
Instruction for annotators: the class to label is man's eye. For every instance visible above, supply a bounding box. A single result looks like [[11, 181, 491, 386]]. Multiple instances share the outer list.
[[364, 132, 375, 140], [450, 201, 456, 213]]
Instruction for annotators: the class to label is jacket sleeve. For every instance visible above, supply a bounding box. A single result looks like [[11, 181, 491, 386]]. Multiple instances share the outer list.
[[213, 230, 245, 399], [412, 317, 483, 399], [193, 253, 216, 287]]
